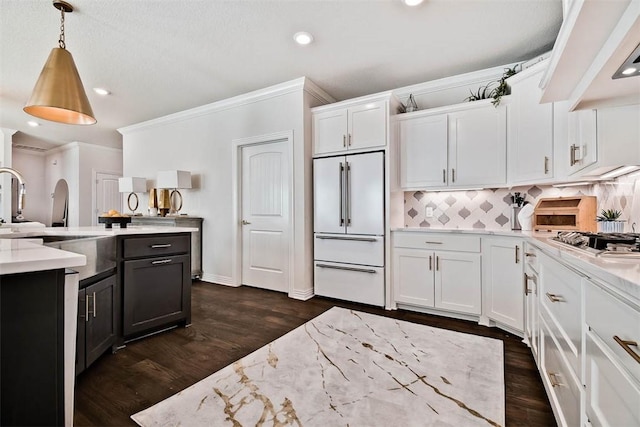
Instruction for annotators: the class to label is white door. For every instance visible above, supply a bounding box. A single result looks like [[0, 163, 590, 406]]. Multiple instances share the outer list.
[[399, 114, 448, 188], [483, 238, 525, 332], [241, 140, 290, 293], [94, 172, 121, 225], [313, 156, 346, 234], [434, 251, 481, 315], [346, 151, 384, 235], [449, 104, 507, 187]]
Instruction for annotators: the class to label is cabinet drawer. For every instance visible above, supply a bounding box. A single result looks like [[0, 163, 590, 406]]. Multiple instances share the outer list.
[[585, 331, 640, 427], [123, 234, 190, 259], [393, 232, 480, 252], [540, 253, 582, 377], [315, 234, 383, 267], [314, 261, 384, 306], [586, 282, 640, 382], [541, 318, 582, 427]]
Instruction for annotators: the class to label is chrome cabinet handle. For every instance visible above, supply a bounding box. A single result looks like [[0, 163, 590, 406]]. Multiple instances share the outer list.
[[345, 162, 351, 226], [523, 273, 532, 295], [451, 168, 456, 183], [339, 162, 344, 226], [343, 135, 346, 147], [152, 259, 172, 265], [613, 335, 640, 364], [515, 245, 520, 264], [570, 144, 579, 166], [151, 244, 172, 248], [525, 252, 536, 257], [424, 241, 442, 245], [316, 263, 376, 274], [429, 255, 432, 271], [316, 235, 377, 242], [436, 256, 440, 271], [544, 156, 549, 174], [92, 291, 96, 318], [241, 220, 251, 225], [348, 133, 352, 146], [85, 294, 90, 323], [546, 292, 562, 303], [442, 169, 446, 183]]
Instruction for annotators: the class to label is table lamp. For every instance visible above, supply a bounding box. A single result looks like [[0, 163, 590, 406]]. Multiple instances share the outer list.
[[118, 177, 147, 215], [157, 170, 192, 215]]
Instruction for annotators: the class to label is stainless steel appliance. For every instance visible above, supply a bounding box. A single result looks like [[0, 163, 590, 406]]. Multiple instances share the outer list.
[[313, 151, 385, 306], [550, 231, 640, 258]]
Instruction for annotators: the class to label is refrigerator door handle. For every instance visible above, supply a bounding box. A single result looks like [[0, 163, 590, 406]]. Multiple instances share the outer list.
[[316, 235, 378, 242], [345, 161, 351, 226], [316, 263, 377, 274], [339, 162, 344, 226]]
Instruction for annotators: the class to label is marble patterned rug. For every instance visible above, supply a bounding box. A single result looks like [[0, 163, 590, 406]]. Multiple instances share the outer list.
[[132, 307, 504, 426]]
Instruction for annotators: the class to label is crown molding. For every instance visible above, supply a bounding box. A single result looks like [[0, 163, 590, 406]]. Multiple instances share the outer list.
[[119, 77, 313, 136]]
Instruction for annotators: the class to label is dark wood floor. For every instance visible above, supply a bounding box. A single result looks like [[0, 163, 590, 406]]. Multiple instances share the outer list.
[[74, 281, 556, 426]]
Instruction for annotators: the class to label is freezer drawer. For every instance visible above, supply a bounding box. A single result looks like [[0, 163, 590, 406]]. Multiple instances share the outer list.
[[314, 261, 384, 306], [314, 234, 384, 267]]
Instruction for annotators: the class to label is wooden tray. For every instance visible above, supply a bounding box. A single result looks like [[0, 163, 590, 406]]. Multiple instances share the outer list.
[[98, 216, 132, 229]]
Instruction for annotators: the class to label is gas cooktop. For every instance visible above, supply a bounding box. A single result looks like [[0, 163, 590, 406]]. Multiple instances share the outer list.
[[550, 231, 640, 258]]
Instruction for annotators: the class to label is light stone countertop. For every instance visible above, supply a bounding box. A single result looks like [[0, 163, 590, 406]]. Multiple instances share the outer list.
[[0, 226, 197, 276], [392, 227, 640, 304]]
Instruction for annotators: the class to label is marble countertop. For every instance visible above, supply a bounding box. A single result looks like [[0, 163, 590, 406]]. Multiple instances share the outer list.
[[393, 227, 640, 303], [0, 226, 197, 276]]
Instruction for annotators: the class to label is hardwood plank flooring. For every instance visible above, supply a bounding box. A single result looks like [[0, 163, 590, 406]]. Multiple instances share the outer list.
[[74, 281, 556, 426]]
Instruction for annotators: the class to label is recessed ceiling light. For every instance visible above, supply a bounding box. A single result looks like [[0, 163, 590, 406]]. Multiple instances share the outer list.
[[293, 32, 313, 45], [621, 67, 637, 75], [403, 0, 424, 6], [27, 120, 40, 127], [93, 87, 111, 96], [613, 42, 640, 79]]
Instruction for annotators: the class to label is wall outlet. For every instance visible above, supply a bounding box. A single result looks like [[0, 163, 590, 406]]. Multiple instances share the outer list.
[[425, 207, 434, 218]]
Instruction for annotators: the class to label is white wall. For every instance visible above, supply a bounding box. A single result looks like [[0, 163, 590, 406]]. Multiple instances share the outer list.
[[12, 149, 48, 224], [120, 78, 331, 298]]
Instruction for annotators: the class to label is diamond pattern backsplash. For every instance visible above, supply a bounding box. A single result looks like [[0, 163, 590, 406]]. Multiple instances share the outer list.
[[403, 174, 638, 231]]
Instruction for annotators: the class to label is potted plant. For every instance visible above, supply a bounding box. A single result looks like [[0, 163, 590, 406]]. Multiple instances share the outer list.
[[597, 209, 625, 233], [464, 65, 518, 106]]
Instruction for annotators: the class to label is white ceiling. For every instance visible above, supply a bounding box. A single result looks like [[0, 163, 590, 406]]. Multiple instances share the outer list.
[[0, 0, 563, 150]]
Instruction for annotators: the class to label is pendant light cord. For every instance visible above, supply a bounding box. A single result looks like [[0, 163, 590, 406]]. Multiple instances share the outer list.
[[58, 7, 66, 49]]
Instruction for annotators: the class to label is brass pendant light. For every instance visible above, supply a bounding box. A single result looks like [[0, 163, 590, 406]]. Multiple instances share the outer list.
[[24, 1, 96, 125]]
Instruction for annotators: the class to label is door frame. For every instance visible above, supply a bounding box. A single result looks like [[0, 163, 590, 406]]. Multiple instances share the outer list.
[[92, 169, 122, 226], [231, 130, 295, 295]]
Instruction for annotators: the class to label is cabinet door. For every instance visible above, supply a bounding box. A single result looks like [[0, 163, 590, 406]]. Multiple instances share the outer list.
[[346, 151, 384, 235], [585, 331, 640, 427], [85, 275, 116, 367], [348, 100, 387, 151], [76, 289, 86, 375], [393, 248, 435, 307], [313, 156, 346, 234], [435, 251, 481, 314], [508, 70, 554, 183], [567, 109, 597, 174], [482, 238, 524, 332], [313, 109, 348, 155], [399, 114, 448, 188], [123, 254, 190, 337], [449, 104, 507, 187], [524, 271, 539, 362]]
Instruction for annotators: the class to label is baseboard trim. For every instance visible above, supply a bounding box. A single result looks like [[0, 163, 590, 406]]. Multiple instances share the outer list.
[[289, 288, 314, 301]]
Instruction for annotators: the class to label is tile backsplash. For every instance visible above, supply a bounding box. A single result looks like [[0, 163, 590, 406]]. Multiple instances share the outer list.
[[403, 173, 639, 232]]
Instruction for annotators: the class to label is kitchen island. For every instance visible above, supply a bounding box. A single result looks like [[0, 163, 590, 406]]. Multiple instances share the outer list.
[[0, 225, 196, 427]]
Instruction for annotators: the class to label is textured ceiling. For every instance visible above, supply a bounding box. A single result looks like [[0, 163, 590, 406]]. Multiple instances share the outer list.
[[0, 0, 562, 150]]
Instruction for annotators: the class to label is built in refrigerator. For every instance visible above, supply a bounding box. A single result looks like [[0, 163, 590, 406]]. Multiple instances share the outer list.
[[313, 151, 385, 306]]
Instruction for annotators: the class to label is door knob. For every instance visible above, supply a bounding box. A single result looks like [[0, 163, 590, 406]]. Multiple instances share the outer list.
[[242, 220, 251, 225]]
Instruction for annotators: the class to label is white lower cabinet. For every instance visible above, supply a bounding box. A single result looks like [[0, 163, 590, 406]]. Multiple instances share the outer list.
[[482, 237, 524, 332], [392, 232, 481, 315]]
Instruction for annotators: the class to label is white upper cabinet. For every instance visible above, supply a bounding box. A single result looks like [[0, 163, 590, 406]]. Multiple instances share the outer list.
[[313, 98, 388, 156], [448, 102, 507, 187], [396, 99, 507, 190], [567, 108, 598, 175], [399, 114, 448, 188], [507, 62, 555, 184]]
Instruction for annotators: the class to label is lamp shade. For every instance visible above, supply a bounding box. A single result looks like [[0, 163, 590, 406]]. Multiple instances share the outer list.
[[157, 170, 192, 189], [118, 177, 147, 193], [23, 47, 96, 125]]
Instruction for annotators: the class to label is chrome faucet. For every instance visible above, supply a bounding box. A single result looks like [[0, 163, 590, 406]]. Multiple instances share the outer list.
[[0, 167, 26, 220]]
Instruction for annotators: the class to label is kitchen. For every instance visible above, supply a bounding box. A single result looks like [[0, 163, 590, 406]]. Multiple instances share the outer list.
[[1, 1, 639, 426]]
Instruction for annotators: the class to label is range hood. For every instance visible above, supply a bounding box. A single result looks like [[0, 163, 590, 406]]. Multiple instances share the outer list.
[[540, 0, 640, 111]]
